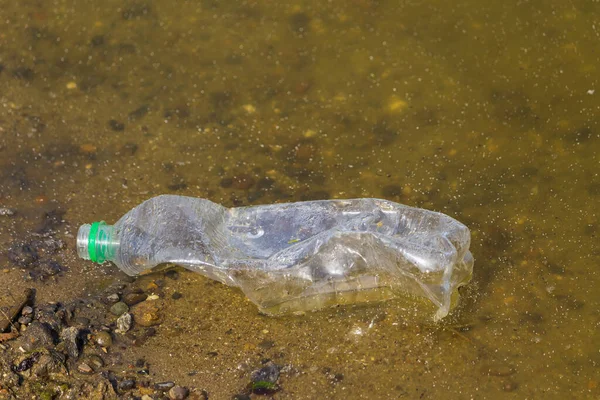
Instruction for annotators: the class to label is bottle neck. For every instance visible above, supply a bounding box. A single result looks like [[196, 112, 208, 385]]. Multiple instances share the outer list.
[[77, 222, 118, 263]]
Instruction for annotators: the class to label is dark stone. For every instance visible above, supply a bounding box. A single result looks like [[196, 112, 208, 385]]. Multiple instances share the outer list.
[[168, 176, 188, 191], [154, 381, 175, 391], [123, 292, 148, 306], [289, 12, 310, 33], [164, 105, 191, 120], [169, 386, 189, 400], [90, 35, 105, 47], [119, 379, 136, 391], [231, 174, 255, 190], [165, 270, 179, 280], [381, 184, 403, 198], [109, 119, 125, 131], [37, 260, 64, 278], [38, 209, 66, 233], [256, 177, 275, 190], [171, 292, 183, 300], [12, 352, 41, 372], [18, 315, 32, 325], [209, 91, 233, 110], [12, 67, 34, 81], [122, 142, 138, 155], [60, 327, 83, 359], [250, 363, 280, 384], [135, 358, 146, 368], [372, 120, 398, 146], [233, 395, 251, 400], [220, 177, 233, 188], [7, 242, 38, 267], [258, 340, 275, 350], [18, 321, 55, 351], [128, 105, 150, 121]]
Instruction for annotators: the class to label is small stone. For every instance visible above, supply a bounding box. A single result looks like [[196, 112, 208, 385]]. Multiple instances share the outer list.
[[141, 395, 153, 400], [60, 327, 82, 359], [66, 81, 77, 90], [87, 354, 105, 370], [107, 293, 120, 303], [171, 292, 183, 300], [17, 321, 55, 351], [119, 379, 136, 391], [169, 386, 189, 400], [110, 302, 129, 316], [231, 174, 256, 190], [116, 313, 133, 334], [131, 301, 162, 327], [251, 363, 280, 384], [155, 381, 175, 391], [123, 292, 148, 306], [502, 379, 518, 392], [165, 270, 179, 280], [77, 362, 93, 374], [18, 315, 32, 325], [95, 331, 113, 347], [0, 207, 16, 216], [108, 119, 125, 131]]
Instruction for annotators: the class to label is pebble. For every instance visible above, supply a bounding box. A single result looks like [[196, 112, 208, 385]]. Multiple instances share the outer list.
[[141, 395, 153, 400], [119, 379, 136, 391], [21, 306, 33, 315], [169, 386, 189, 400], [171, 292, 183, 300], [106, 293, 120, 303], [95, 331, 113, 347], [131, 301, 162, 327], [155, 381, 175, 391], [86, 354, 104, 370], [116, 312, 133, 333], [77, 362, 94, 374], [0, 207, 16, 216], [18, 315, 32, 325], [502, 379, 518, 392], [251, 363, 280, 384], [110, 302, 129, 316], [60, 327, 82, 359], [18, 321, 55, 351], [123, 292, 148, 306], [165, 270, 179, 280]]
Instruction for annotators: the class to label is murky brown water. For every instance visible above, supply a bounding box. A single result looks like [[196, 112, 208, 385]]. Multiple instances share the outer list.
[[1, 0, 598, 398]]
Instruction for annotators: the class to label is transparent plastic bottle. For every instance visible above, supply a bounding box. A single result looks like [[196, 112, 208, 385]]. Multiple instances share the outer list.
[[77, 195, 473, 320]]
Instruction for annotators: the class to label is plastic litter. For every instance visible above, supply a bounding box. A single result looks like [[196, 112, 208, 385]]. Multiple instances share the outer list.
[[77, 195, 473, 320]]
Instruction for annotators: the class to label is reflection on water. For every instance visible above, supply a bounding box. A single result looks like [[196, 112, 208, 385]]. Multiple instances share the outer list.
[[0, 0, 598, 398]]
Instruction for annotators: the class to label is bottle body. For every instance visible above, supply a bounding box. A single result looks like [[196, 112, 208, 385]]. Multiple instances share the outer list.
[[78, 195, 474, 320]]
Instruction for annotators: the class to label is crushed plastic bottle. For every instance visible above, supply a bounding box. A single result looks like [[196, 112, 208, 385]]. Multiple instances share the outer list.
[[77, 195, 473, 320]]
